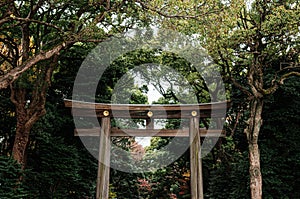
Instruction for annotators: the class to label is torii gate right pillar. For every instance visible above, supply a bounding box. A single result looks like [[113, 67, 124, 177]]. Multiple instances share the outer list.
[[190, 116, 204, 199]]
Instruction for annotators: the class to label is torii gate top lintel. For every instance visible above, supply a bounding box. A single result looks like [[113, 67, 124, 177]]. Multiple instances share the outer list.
[[64, 99, 230, 109], [64, 99, 230, 119]]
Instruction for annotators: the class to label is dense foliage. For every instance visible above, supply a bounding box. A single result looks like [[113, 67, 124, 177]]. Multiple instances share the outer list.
[[0, 0, 299, 198]]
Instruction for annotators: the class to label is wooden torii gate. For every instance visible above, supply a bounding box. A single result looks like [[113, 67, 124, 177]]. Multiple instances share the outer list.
[[64, 99, 229, 199]]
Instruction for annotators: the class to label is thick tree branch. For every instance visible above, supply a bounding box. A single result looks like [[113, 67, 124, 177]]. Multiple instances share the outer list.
[[9, 83, 18, 106], [231, 76, 253, 97], [279, 71, 300, 83], [9, 16, 64, 32], [263, 71, 300, 95], [10, 83, 26, 111], [29, 55, 57, 115], [247, 64, 263, 98], [228, 110, 242, 137], [0, 41, 73, 89], [217, 49, 253, 97], [0, 17, 11, 26]]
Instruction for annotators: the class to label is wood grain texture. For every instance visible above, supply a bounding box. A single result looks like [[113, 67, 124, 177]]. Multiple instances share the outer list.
[[75, 128, 225, 137], [96, 117, 111, 199], [64, 99, 230, 110], [190, 117, 204, 199]]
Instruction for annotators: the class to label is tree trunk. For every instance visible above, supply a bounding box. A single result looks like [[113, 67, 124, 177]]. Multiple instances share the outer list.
[[12, 120, 35, 169], [12, 126, 28, 168], [10, 56, 56, 169], [10, 87, 47, 169], [245, 98, 263, 199]]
